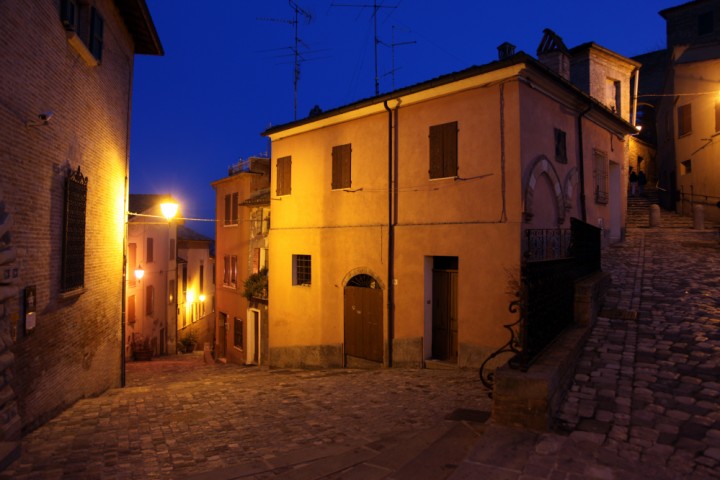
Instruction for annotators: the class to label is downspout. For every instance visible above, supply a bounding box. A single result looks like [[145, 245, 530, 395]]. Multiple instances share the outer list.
[[631, 68, 640, 126], [577, 104, 592, 222], [383, 100, 395, 367], [121, 58, 133, 388]]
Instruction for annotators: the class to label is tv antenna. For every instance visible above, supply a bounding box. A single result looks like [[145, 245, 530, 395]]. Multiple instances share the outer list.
[[380, 25, 415, 91], [332, 1, 397, 95], [259, 1, 313, 120]]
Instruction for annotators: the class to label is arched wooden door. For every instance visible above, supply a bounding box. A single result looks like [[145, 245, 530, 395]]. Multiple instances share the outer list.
[[344, 274, 383, 363]]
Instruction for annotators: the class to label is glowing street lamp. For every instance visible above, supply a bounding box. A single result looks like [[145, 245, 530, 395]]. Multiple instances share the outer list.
[[134, 264, 145, 280], [160, 202, 178, 221]]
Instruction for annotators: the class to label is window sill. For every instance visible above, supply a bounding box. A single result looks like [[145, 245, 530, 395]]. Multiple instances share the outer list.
[[66, 31, 99, 67], [60, 287, 86, 300]]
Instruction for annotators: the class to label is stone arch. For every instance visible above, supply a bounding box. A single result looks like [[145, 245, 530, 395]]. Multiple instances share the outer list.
[[341, 267, 385, 290], [524, 155, 565, 225]]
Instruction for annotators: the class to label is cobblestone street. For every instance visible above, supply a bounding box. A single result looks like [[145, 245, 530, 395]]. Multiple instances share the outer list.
[[1, 216, 719, 479]]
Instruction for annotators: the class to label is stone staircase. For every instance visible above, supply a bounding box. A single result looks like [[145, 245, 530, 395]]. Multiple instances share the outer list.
[[626, 187, 696, 229]]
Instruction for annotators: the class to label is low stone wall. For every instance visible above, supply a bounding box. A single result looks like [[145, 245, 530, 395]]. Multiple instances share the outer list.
[[269, 344, 343, 369], [491, 271, 611, 430]]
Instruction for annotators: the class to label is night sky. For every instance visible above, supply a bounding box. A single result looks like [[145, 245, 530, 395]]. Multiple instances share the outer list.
[[129, 0, 681, 238]]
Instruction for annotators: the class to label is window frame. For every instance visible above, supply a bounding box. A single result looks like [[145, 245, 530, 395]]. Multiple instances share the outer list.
[[234, 317, 243, 349], [145, 285, 154, 315], [554, 128, 568, 164], [429, 121, 458, 179], [61, 166, 87, 293], [593, 149, 609, 204], [678, 103, 692, 137], [292, 254, 312, 286]]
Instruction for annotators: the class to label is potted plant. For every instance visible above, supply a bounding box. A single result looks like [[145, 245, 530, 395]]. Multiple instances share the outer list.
[[131, 333, 153, 361], [243, 267, 268, 301], [179, 330, 198, 353]]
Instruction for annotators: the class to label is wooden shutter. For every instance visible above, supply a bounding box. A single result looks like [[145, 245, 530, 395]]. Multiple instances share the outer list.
[[128, 295, 136, 323], [678, 104, 692, 136], [146, 237, 154, 263], [429, 122, 457, 178], [224, 194, 231, 225], [332, 144, 351, 189], [231, 192, 238, 224], [277, 156, 292, 196]]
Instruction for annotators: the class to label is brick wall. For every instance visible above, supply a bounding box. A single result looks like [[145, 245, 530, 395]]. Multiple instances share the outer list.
[[0, 0, 137, 433]]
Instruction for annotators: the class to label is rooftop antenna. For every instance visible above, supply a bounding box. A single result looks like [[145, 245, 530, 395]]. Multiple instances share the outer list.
[[381, 25, 415, 91], [259, 1, 312, 120], [332, 1, 397, 95]]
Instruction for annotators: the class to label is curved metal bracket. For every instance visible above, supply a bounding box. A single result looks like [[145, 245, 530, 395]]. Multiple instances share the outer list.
[[478, 298, 523, 397]]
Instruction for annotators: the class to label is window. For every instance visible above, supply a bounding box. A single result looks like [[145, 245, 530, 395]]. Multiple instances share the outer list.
[[199, 264, 204, 294], [60, 1, 104, 65], [429, 122, 458, 179], [554, 128, 567, 164], [276, 156, 292, 196], [223, 255, 237, 287], [61, 166, 87, 293], [292, 254, 311, 286], [715, 102, 720, 132], [146, 285, 154, 315], [128, 295, 136, 324], [181, 264, 187, 299], [146, 238, 154, 263], [224, 193, 239, 225], [681, 159, 692, 175], [169, 239, 175, 261], [678, 104, 692, 137], [699, 11, 714, 36], [234, 317, 243, 349], [593, 150, 609, 204], [605, 78, 621, 114], [332, 144, 352, 189], [128, 243, 137, 287]]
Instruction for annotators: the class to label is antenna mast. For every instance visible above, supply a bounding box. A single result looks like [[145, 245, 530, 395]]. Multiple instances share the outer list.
[[259, 1, 312, 120], [332, 1, 397, 95]]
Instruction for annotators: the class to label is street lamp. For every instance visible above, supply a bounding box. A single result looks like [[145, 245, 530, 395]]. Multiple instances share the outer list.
[[160, 202, 178, 222], [134, 264, 144, 280]]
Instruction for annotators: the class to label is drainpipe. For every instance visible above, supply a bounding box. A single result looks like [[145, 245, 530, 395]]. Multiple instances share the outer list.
[[577, 104, 592, 222], [383, 100, 395, 367], [631, 68, 640, 126]]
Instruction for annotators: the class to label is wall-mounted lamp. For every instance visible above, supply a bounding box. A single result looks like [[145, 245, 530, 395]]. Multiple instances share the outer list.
[[199, 294, 206, 302], [26, 111, 54, 127], [134, 264, 145, 280]]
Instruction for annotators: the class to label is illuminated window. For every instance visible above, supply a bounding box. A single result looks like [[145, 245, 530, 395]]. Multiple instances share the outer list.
[[429, 121, 458, 179], [332, 144, 352, 189], [554, 128, 567, 164], [292, 254, 311, 286], [593, 149, 608, 204], [678, 104, 692, 137], [276, 156, 292, 196]]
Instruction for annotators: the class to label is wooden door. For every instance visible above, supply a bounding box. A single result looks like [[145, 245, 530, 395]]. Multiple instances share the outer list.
[[432, 269, 458, 361], [217, 312, 227, 358], [344, 284, 383, 363]]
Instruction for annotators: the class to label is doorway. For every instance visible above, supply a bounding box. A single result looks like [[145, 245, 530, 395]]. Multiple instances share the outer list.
[[246, 309, 260, 365], [217, 312, 227, 358], [344, 274, 383, 364], [431, 256, 458, 362]]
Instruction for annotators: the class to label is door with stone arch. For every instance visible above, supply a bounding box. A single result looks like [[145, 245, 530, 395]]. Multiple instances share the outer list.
[[344, 274, 383, 364]]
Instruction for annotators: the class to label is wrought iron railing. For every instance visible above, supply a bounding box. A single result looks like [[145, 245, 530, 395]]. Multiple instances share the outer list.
[[524, 228, 572, 261], [480, 218, 601, 394]]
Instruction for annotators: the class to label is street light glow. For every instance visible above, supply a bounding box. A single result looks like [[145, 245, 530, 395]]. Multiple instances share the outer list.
[[160, 202, 178, 221]]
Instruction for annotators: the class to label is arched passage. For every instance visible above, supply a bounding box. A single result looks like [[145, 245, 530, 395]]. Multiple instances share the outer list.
[[524, 156, 566, 225]]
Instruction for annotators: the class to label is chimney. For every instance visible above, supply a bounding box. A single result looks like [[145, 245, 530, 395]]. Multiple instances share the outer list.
[[536, 29, 570, 80], [497, 42, 516, 60]]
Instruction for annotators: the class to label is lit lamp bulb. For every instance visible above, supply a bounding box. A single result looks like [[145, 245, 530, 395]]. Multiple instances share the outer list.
[[160, 202, 179, 221], [134, 264, 145, 280], [187, 290, 195, 304], [199, 294, 206, 302]]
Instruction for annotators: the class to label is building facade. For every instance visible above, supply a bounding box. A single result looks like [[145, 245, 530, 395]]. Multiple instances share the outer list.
[[212, 157, 270, 365], [176, 225, 215, 352], [262, 37, 636, 370], [127, 195, 178, 358], [0, 0, 161, 443]]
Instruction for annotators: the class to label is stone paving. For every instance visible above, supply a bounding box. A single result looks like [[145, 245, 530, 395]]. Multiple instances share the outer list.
[[1, 207, 719, 479], [554, 223, 720, 479]]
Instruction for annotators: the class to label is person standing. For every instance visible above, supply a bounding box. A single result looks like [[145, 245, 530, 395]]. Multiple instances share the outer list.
[[629, 167, 638, 197]]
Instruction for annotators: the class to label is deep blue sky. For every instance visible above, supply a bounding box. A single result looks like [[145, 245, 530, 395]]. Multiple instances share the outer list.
[[129, 0, 681, 238]]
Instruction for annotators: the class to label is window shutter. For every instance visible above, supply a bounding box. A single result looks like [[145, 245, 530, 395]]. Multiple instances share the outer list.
[[89, 8, 103, 61], [224, 194, 231, 225], [429, 125, 444, 178], [332, 146, 341, 189], [332, 144, 351, 189], [444, 122, 458, 177], [277, 156, 292, 196], [231, 192, 238, 224], [284, 157, 292, 195], [146, 237, 154, 263]]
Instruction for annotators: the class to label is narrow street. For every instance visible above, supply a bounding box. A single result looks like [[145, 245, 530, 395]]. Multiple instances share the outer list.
[[2, 206, 719, 480]]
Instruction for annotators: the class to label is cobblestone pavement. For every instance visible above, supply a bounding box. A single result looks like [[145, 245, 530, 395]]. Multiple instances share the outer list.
[[555, 225, 720, 479], [2, 218, 719, 479], [1, 357, 491, 479]]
